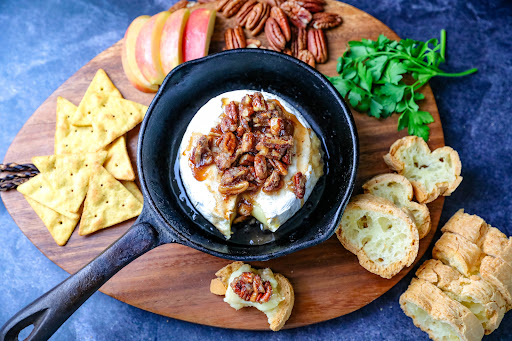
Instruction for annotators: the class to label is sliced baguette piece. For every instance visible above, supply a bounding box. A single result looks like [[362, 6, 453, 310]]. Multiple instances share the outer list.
[[209, 262, 294, 331], [416, 259, 506, 334], [479, 256, 512, 310], [432, 232, 483, 277], [383, 136, 462, 204], [363, 173, 431, 239], [400, 278, 484, 341], [441, 209, 512, 267], [337, 194, 419, 279]]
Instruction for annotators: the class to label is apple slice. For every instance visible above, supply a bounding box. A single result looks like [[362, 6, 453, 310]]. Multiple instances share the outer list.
[[183, 9, 216, 62], [135, 11, 171, 86], [160, 8, 190, 75], [122, 15, 159, 93]]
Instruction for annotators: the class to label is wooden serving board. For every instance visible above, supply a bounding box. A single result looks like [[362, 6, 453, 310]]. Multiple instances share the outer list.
[[1, 1, 445, 330]]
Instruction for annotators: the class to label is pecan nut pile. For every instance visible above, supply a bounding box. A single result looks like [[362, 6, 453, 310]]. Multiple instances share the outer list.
[[219, 0, 343, 67], [231, 272, 273, 303]]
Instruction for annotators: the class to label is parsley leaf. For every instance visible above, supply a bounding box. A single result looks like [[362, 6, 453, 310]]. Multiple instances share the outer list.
[[326, 29, 477, 141]]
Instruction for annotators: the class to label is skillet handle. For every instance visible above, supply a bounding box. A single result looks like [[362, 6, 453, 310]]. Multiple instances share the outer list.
[[0, 221, 158, 341]]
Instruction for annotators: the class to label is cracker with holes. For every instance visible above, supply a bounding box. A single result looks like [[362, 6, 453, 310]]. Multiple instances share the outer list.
[[79, 164, 142, 236], [91, 96, 148, 150], [363, 173, 431, 239], [103, 135, 135, 181], [336, 194, 419, 279], [25, 196, 80, 246], [383, 136, 462, 204], [18, 151, 107, 217], [70, 69, 122, 126]]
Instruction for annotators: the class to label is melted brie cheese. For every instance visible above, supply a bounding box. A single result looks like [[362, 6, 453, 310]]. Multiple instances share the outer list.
[[179, 90, 324, 238]]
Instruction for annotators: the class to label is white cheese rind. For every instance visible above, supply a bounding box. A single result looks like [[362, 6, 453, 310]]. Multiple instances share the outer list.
[[179, 90, 323, 238]]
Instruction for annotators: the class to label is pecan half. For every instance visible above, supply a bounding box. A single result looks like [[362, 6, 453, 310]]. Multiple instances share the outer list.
[[280, 1, 312, 28], [230, 272, 272, 303], [311, 12, 343, 29], [225, 26, 247, 50], [189, 135, 213, 168], [168, 0, 189, 13], [219, 181, 250, 195], [221, 102, 239, 132], [307, 28, 328, 63], [241, 132, 256, 152], [252, 92, 267, 111], [239, 154, 255, 166], [254, 154, 268, 179], [236, 0, 258, 26], [293, 172, 306, 199], [216, 0, 231, 11], [265, 17, 287, 51], [291, 26, 307, 57], [246, 38, 262, 48], [263, 170, 281, 192], [269, 117, 285, 136], [221, 166, 248, 185], [223, 0, 248, 17], [218, 132, 237, 154], [270, 7, 291, 42], [248, 2, 270, 36], [297, 49, 316, 67], [270, 159, 288, 175], [294, 0, 324, 13]]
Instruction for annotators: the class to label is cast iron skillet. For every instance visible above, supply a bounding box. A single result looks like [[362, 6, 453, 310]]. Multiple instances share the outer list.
[[0, 49, 358, 341]]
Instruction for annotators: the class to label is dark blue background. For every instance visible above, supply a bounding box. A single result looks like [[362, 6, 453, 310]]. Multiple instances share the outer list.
[[1, 0, 511, 340]]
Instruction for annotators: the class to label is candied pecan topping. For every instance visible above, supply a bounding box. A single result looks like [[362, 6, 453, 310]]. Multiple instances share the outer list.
[[263, 170, 281, 193], [219, 181, 249, 195], [189, 135, 213, 168], [293, 172, 306, 199], [230, 272, 273, 303]]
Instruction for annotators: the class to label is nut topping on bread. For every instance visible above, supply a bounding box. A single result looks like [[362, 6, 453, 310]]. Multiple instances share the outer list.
[[383, 136, 462, 203], [210, 262, 294, 331]]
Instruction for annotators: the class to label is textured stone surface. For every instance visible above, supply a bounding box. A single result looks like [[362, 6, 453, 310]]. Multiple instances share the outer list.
[[0, 0, 511, 340]]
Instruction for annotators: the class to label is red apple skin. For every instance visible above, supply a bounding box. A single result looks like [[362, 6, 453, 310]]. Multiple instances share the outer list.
[[182, 9, 216, 62], [122, 15, 159, 93], [160, 8, 190, 75], [135, 11, 171, 85]]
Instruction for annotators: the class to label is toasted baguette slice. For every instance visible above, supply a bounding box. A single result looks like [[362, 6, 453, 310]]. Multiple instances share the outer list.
[[363, 173, 431, 239], [441, 209, 512, 267], [209, 262, 294, 331], [400, 278, 484, 341], [432, 232, 483, 277], [383, 136, 462, 204], [416, 260, 506, 334], [337, 194, 419, 279]]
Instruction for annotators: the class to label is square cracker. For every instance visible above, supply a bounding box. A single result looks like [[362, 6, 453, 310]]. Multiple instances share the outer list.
[[70, 69, 122, 126], [25, 196, 80, 246], [18, 151, 107, 217], [55, 96, 95, 154], [79, 164, 143, 236], [91, 97, 147, 150], [103, 135, 135, 181]]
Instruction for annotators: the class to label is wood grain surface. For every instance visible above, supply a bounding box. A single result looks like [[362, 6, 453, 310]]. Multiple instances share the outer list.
[[1, 1, 445, 330]]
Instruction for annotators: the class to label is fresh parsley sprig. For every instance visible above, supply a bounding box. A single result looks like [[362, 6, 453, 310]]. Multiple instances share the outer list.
[[326, 29, 477, 141]]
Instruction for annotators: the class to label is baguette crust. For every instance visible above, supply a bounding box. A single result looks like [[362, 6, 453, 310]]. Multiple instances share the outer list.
[[441, 209, 512, 268], [432, 232, 483, 277], [400, 278, 484, 341], [363, 173, 431, 239], [480, 256, 512, 310], [210, 262, 294, 331], [416, 260, 506, 334], [383, 136, 462, 204], [337, 194, 419, 279]]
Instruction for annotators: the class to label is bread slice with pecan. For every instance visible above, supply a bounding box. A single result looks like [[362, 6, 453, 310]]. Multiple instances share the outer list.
[[400, 278, 485, 341], [416, 259, 506, 334], [383, 136, 462, 204], [336, 194, 419, 279], [362, 173, 431, 239], [210, 261, 294, 331]]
